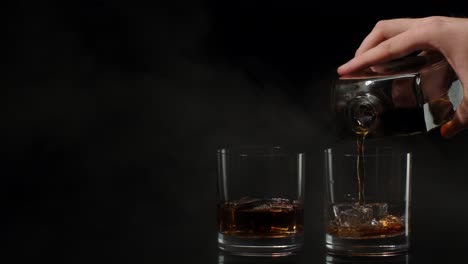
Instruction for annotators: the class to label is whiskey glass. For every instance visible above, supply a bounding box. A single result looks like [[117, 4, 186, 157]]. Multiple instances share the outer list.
[[217, 146, 305, 256], [324, 145, 412, 256]]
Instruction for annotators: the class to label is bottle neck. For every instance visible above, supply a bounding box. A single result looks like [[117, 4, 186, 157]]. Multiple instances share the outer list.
[[347, 94, 383, 134]]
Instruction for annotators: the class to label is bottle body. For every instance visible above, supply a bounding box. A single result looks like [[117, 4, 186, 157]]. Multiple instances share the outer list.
[[333, 54, 463, 139]]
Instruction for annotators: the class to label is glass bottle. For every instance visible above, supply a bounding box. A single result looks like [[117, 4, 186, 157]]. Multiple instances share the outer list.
[[332, 52, 464, 139]]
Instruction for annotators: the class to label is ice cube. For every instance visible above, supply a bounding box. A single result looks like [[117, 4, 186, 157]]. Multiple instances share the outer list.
[[270, 198, 294, 210], [332, 203, 354, 218], [231, 196, 261, 206], [252, 204, 271, 211], [333, 203, 388, 228], [364, 203, 388, 219], [379, 215, 402, 227], [230, 197, 263, 210], [370, 219, 379, 227], [338, 208, 362, 227], [229, 198, 297, 211], [338, 206, 374, 227], [248, 198, 295, 211]]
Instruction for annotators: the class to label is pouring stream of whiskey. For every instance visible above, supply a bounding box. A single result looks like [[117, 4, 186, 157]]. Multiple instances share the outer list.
[[355, 126, 368, 205]]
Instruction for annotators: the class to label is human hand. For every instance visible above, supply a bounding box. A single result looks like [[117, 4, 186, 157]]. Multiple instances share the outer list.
[[337, 16, 468, 138]]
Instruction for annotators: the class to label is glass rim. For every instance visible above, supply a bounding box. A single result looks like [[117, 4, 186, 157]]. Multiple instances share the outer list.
[[324, 148, 412, 157], [217, 145, 305, 157]]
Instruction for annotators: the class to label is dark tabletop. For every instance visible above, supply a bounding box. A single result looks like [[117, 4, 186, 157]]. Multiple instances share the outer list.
[[5, 2, 468, 263]]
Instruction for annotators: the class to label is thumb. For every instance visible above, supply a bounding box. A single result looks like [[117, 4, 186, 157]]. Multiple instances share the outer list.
[[440, 118, 465, 138], [440, 101, 468, 138]]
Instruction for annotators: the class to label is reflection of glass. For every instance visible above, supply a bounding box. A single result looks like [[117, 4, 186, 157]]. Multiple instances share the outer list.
[[324, 145, 411, 256], [326, 253, 410, 264], [217, 146, 305, 257], [218, 251, 300, 264]]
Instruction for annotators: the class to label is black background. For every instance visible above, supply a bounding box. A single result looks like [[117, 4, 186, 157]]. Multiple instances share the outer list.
[[5, 1, 468, 263]]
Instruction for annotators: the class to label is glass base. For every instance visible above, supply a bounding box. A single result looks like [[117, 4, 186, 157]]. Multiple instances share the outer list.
[[325, 233, 409, 257], [325, 253, 410, 264], [218, 233, 303, 257]]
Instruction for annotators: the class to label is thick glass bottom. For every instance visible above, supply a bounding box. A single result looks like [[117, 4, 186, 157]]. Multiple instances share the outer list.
[[325, 233, 409, 257], [218, 233, 303, 257]]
